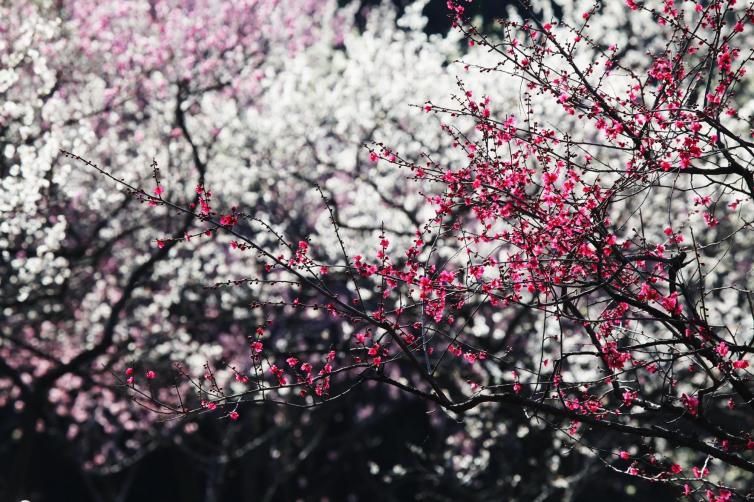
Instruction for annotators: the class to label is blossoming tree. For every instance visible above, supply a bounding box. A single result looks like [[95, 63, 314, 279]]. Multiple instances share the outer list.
[[71, 0, 754, 500], [6, 0, 754, 500]]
